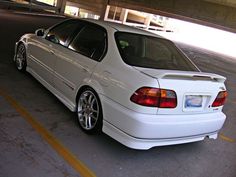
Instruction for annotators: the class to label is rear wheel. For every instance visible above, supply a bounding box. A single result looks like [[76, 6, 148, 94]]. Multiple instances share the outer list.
[[77, 88, 103, 134], [15, 43, 27, 72]]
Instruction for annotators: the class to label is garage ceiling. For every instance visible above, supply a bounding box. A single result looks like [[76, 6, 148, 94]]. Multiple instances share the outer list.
[[69, 0, 236, 32]]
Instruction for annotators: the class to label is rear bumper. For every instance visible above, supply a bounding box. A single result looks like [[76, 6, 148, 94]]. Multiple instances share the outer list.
[[103, 122, 219, 149], [101, 95, 226, 149]]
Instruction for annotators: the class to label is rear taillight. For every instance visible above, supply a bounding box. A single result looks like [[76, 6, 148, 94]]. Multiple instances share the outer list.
[[130, 87, 177, 108], [212, 91, 227, 107]]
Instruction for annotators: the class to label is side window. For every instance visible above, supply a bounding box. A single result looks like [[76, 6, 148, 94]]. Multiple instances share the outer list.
[[45, 20, 83, 46], [69, 25, 106, 61]]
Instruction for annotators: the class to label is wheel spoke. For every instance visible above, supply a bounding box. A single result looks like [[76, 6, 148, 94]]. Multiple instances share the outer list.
[[88, 94, 93, 104], [81, 95, 87, 105], [88, 116, 92, 128], [84, 116, 88, 128], [84, 94, 89, 104], [84, 115, 92, 129], [91, 108, 98, 114], [77, 109, 85, 115], [90, 114, 97, 121], [90, 98, 95, 106]]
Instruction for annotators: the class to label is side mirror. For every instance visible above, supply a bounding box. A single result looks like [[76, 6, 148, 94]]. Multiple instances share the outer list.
[[35, 29, 45, 37]]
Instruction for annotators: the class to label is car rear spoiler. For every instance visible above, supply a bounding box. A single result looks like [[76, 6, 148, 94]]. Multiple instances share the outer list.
[[160, 72, 226, 83]]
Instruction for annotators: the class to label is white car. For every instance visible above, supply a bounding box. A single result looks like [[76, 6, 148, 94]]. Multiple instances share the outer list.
[[14, 19, 227, 150]]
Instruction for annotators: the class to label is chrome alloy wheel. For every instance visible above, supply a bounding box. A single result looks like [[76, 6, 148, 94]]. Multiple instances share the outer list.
[[77, 90, 100, 131], [16, 44, 26, 71]]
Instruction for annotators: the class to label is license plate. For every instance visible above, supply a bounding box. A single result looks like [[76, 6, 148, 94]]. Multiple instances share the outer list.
[[185, 95, 203, 108]]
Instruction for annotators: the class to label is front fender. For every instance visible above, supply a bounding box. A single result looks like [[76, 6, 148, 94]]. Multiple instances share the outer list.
[[14, 34, 33, 61]]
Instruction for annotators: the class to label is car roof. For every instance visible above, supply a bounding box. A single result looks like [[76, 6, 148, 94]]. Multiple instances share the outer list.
[[81, 18, 164, 38]]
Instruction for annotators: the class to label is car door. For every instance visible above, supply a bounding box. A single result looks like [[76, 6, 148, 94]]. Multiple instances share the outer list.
[[27, 19, 81, 87], [53, 23, 107, 103], [27, 33, 55, 86]]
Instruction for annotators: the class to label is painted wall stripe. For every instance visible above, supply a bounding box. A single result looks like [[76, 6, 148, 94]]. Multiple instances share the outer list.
[[0, 89, 96, 177]]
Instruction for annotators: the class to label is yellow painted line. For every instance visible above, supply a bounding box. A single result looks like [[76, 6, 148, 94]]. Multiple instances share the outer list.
[[0, 89, 96, 177], [219, 134, 235, 143]]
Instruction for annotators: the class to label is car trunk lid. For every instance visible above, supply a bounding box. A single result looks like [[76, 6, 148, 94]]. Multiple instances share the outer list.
[[134, 67, 226, 115]]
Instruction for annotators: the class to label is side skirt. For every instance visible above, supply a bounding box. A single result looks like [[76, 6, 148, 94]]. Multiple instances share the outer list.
[[26, 66, 76, 112]]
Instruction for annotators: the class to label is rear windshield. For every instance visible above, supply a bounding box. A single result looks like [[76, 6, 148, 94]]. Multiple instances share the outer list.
[[115, 32, 198, 71]]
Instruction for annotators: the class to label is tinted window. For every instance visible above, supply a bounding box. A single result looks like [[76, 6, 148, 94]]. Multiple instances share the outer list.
[[46, 20, 83, 46], [69, 25, 106, 61], [115, 32, 198, 71]]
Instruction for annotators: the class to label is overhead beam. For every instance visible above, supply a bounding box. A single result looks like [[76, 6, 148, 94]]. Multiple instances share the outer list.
[[68, 0, 105, 15], [109, 0, 236, 32]]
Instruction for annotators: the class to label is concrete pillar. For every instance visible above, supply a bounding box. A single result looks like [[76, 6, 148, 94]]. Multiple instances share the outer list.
[[144, 14, 152, 29], [56, 0, 66, 14], [99, 0, 109, 21], [119, 8, 128, 24], [102, 5, 110, 21], [112, 6, 117, 20]]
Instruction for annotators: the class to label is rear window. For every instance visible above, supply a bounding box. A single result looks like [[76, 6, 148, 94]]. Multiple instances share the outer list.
[[115, 32, 198, 71]]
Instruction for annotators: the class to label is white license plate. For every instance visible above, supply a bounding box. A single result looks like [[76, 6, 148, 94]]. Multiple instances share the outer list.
[[185, 95, 203, 108]]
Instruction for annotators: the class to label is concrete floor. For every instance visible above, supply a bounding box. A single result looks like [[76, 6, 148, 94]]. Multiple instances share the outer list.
[[0, 9, 236, 177]]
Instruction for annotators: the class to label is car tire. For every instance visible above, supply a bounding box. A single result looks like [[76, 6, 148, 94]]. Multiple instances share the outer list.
[[77, 88, 103, 134], [15, 43, 27, 72]]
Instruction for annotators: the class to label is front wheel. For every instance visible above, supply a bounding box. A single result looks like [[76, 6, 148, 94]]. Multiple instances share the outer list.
[[77, 88, 103, 134], [15, 43, 27, 72]]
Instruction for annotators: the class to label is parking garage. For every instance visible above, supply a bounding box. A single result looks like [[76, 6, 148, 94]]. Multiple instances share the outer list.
[[0, 1, 236, 177]]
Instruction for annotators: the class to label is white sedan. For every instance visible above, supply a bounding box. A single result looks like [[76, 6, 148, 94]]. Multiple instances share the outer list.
[[14, 19, 227, 149]]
